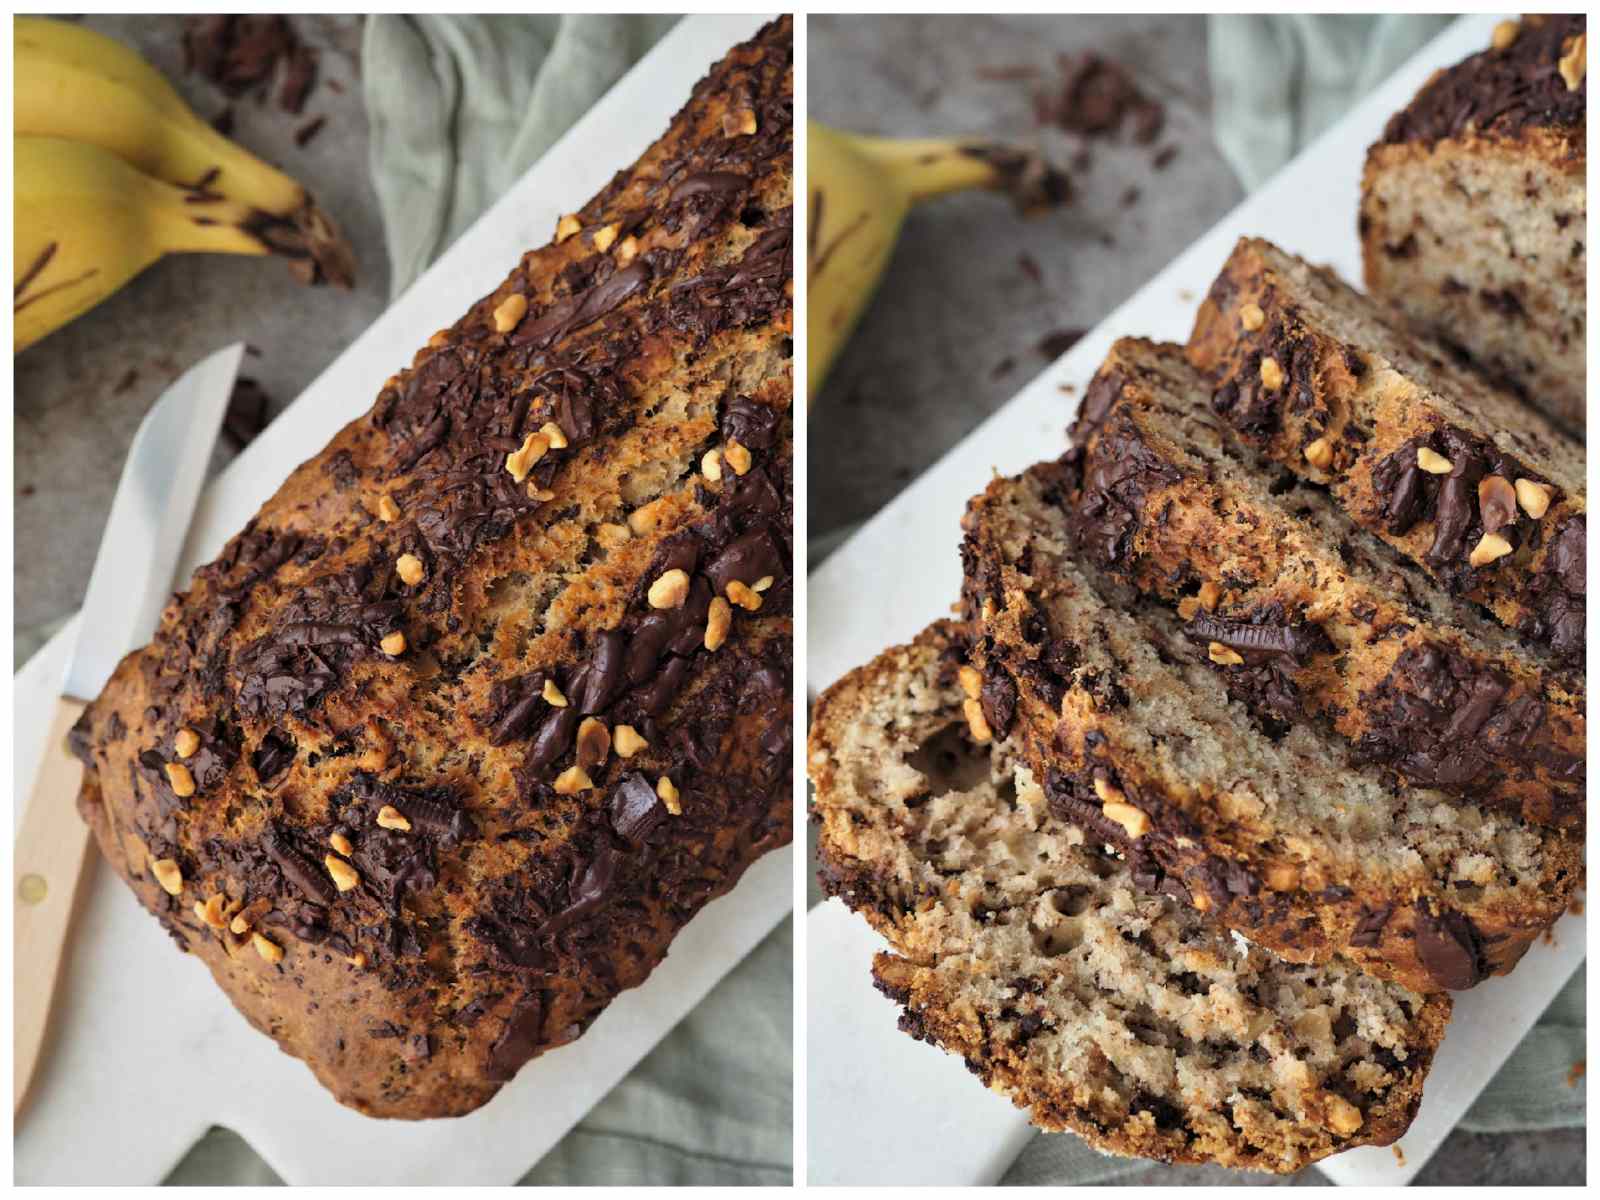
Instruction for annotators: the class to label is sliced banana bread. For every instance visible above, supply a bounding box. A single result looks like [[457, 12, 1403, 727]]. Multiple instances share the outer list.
[[960, 460, 1582, 993], [1187, 237, 1585, 666], [810, 622, 1449, 1173], [1362, 14, 1586, 433], [1067, 338, 1582, 827]]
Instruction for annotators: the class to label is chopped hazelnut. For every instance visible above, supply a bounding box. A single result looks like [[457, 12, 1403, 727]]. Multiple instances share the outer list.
[[648, 568, 691, 609], [1238, 302, 1265, 332], [957, 665, 983, 700], [555, 214, 582, 243], [1324, 1094, 1363, 1135], [554, 765, 594, 794], [1208, 642, 1245, 667], [1468, 531, 1513, 567], [1302, 437, 1334, 469], [324, 855, 360, 893], [627, 499, 664, 535], [1265, 863, 1299, 892], [195, 893, 228, 929], [348, 951, 368, 969], [1476, 475, 1517, 532], [1416, 446, 1453, 474], [1491, 19, 1520, 50], [615, 235, 640, 266], [701, 448, 723, 482], [1559, 33, 1586, 91], [540, 421, 569, 450], [230, 897, 271, 935], [164, 761, 196, 798], [174, 728, 200, 759], [726, 579, 763, 611], [376, 804, 412, 832], [505, 431, 550, 483], [1092, 776, 1125, 805], [614, 724, 649, 758], [724, 440, 753, 475], [592, 223, 620, 253], [963, 697, 993, 743], [723, 109, 758, 137], [542, 678, 569, 708], [1192, 893, 1212, 913], [1515, 478, 1552, 519], [704, 595, 733, 651], [1177, 596, 1201, 620], [1101, 801, 1150, 839], [1259, 357, 1284, 391], [528, 484, 555, 502], [576, 717, 611, 770], [657, 775, 682, 815], [252, 932, 284, 964], [1197, 581, 1222, 610], [377, 494, 401, 522], [395, 553, 425, 586], [380, 631, 407, 657], [492, 292, 528, 334], [752, 575, 775, 592], [330, 832, 354, 857]]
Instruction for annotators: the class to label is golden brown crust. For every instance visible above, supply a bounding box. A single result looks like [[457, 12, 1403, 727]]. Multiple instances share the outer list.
[[71, 18, 793, 1119], [1187, 237, 1585, 667]]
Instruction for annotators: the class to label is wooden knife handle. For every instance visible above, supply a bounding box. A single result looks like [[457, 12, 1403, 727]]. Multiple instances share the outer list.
[[14, 697, 95, 1120]]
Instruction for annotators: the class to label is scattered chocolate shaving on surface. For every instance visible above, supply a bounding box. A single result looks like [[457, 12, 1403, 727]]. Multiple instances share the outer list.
[[294, 115, 327, 147], [113, 368, 139, 394], [992, 356, 1017, 379], [184, 15, 319, 116], [1152, 145, 1179, 170], [1038, 328, 1087, 359], [223, 377, 273, 450]]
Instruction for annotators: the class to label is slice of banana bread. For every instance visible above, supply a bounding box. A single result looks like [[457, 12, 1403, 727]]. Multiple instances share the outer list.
[[1067, 338, 1582, 827], [960, 461, 1582, 993], [1362, 14, 1586, 433], [1187, 236, 1585, 666], [810, 622, 1449, 1173]]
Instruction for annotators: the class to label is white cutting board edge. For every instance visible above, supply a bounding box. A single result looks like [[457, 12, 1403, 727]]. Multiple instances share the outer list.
[[807, 12, 1587, 1187], [14, 13, 793, 1187]]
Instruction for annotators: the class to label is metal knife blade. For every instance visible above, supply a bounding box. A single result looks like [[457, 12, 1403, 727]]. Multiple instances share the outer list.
[[62, 343, 243, 703]]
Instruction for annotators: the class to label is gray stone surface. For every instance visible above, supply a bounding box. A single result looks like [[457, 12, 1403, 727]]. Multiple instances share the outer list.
[[806, 12, 1580, 1188], [15, 15, 388, 664], [809, 13, 1242, 541]]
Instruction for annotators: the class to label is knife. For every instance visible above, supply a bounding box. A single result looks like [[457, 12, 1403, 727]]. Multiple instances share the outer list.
[[14, 342, 243, 1118]]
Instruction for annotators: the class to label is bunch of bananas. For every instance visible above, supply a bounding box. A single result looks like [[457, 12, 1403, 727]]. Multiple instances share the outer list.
[[14, 16, 354, 353], [807, 121, 1069, 402]]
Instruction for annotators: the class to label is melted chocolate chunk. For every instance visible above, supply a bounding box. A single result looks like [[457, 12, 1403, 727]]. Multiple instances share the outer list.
[[1413, 902, 1486, 990], [608, 772, 665, 843]]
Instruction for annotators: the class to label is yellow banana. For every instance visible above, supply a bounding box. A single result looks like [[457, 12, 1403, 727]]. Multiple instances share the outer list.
[[14, 16, 353, 289], [807, 121, 1069, 401], [15, 136, 282, 352]]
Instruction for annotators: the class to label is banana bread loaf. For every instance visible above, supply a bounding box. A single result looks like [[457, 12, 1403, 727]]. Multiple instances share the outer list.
[[1068, 339, 1582, 827], [1361, 14, 1586, 432], [811, 623, 1449, 1172], [960, 460, 1582, 993], [1187, 236, 1585, 666], [69, 17, 794, 1119]]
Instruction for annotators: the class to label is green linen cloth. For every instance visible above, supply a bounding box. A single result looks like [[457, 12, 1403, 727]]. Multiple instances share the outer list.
[[165, 14, 792, 1186]]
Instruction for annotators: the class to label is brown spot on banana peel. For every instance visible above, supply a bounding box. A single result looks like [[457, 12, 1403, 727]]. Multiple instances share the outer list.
[[14, 266, 101, 314], [14, 241, 57, 300]]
